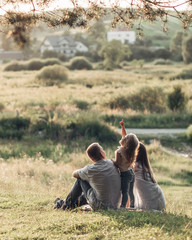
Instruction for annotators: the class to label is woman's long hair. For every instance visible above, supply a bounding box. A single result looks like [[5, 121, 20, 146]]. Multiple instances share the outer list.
[[120, 133, 139, 167], [136, 143, 156, 183]]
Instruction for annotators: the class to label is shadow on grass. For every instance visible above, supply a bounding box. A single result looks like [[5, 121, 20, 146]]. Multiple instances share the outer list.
[[99, 209, 192, 237]]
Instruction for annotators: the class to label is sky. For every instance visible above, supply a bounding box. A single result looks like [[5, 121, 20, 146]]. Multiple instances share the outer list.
[[0, 0, 191, 15]]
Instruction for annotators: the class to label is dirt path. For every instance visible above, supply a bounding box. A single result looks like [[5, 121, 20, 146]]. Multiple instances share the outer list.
[[124, 128, 187, 135]]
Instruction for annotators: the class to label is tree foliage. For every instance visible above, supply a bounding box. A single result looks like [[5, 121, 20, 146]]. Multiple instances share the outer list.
[[170, 31, 188, 61], [100, 40, 131, 69], [182, 35, 192, 64], [1, 0, 192, 46], [167, 86, 187, 112]]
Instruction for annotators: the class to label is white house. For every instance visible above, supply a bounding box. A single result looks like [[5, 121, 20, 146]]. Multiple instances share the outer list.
[[40, 36, 88, 58], [107, 30, 136, 44]]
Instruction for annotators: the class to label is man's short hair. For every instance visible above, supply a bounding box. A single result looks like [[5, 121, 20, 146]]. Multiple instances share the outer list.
[[86, 143, 103, 161]]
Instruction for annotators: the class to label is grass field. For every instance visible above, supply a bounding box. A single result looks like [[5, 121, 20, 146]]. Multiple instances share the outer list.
[[0, 62, 192, 239], [0, 143, 191, 239]]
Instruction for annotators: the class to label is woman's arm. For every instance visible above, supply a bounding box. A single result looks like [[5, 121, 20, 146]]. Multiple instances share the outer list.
[[120, 119, 126, 137], [113, 150, 122, 167]]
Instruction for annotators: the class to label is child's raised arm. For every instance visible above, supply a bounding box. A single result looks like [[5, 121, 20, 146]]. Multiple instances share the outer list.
[[120, 119, 126, 137]]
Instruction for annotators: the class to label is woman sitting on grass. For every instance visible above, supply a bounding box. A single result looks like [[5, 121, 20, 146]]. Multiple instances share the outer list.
[[133, 142, 166, 211], [120, 120, 166, 211]]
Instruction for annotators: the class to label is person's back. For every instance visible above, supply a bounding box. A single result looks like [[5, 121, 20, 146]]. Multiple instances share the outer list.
[[78, 158, 121, 209], [134, 143, 166, 211], [55, 142, 121, 210]]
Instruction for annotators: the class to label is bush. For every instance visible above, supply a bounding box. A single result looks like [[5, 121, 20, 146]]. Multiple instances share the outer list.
[[121, 61, 130, 66], [0, 117, 30, 140], [73, 100, 89, 110], [170, 69, 192, 80], [68, 119, 119, 143], [130, 46, 154, 60], [94, 62, 105, 70], [103, 112, 192, 128], [186, 125, 192, 142], [36, 65, 68, 86], [4, 58, 62, 72], [104, 87, 166, 113], [153, 49, 171, 59], [43, 58, 62, 67], [153, 59, 173, 65], [27, 59, 44, 70], [182, 35, 192, 64], [4, 61, 27, 71], [0, 103, 5, 112], [31, 120, 65, 140], [69, 57, 93, 70], [167, 86, 187, 112]]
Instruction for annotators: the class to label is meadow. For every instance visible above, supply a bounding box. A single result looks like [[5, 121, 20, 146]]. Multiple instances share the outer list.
[[0, 61, 192, 239]]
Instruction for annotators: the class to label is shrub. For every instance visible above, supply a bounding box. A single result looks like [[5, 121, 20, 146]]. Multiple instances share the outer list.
[[130, 59, 145, 68], [31, 120, 65, 140], [182, 35, 192, 64], [0, 103, 5, 112], [186, 124, 192, 142], [130, 46, 154, 60], [94, 62, 105, 70], [27, 59, 44, 70], [0, 117, 30, 140], [73, 100, 89, 110], [3, 61, 27, 71], [153, 49, 171, 59], [153, 59, 173, 65], [43, 58, 61, 66], [68, 119, 119, 143], [103, 112, 192, 128], [170, 69, 192, 80], [131, 87, 166, 113], [104, 87, 166, 113], [86, 84, 93, 88], [69, 57, 93, 70], [36, 65, 68, 86], [4, 58, 62, 72], [167, 86, 187, 112]]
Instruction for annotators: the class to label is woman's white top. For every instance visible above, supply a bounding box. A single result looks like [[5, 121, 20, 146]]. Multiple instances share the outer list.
[[133, 162, 166, 211]]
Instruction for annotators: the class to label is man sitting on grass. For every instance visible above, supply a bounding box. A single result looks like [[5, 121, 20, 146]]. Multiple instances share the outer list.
[[54, 142, 121, 210]]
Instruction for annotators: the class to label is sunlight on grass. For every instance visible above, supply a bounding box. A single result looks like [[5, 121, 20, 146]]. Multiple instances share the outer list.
[[0, 64, 192, 239], [0, 143, 191, 239]]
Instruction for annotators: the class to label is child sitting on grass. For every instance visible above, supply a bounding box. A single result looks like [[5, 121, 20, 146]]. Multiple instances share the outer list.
[[112, 120, 139, 208]]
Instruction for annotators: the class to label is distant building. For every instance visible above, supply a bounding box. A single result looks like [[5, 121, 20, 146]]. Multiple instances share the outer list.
[[40, 36, 88, 58], [107, 29, 136, 44], [0, 49, 24, 64]]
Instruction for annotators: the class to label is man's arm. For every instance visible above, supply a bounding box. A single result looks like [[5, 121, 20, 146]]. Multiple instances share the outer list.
[[72, 170, 80, 178]]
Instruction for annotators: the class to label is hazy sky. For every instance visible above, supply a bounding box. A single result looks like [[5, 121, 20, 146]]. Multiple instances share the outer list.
[[0, 0, 190, 14]]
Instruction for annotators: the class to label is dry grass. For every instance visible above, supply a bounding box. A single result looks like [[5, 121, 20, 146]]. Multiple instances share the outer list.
[[0, 63, 191, 239], [0, 143, 192, 239]]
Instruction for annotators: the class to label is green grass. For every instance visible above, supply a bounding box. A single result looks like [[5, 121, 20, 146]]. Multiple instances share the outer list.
[[102, 112, 192, 128], [0, 143, 191, 239], [0, 61, 192, 239]]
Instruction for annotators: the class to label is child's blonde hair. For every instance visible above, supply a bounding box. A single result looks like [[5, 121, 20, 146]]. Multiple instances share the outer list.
[[119, 133, 139, 167]]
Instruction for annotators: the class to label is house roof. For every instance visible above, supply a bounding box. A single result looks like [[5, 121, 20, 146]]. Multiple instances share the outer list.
[[45, 35, 77, 48]]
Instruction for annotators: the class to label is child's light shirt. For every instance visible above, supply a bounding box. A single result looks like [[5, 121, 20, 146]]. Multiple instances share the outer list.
[[114, 147, 132, 172]]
